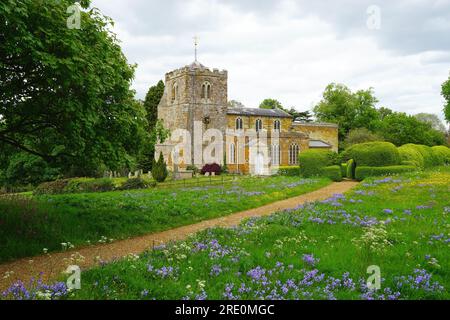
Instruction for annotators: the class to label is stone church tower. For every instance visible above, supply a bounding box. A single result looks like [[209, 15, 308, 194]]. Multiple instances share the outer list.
[[156, 61, 228, 168]]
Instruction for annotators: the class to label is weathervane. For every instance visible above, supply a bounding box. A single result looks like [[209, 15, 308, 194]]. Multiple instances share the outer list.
[[193, 36, 199, 62]]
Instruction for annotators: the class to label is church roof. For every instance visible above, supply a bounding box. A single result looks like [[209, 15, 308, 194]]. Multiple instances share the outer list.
[[227, 107, 292, 118], [309, 140, 332, 148]]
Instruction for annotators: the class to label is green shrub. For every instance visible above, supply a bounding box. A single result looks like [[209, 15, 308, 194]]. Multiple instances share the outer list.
[[152, 152, 168, 183], [431, 146, 450, 165], [278, 166, 301, 176], [340, 163, 348, 177], [345, 142, 400, 167], [78, 178, 115, 193], [64, 178, 94, 193], [398, 144, 425, 168], [400, 144, 438, 168], [346, 159, 356, 179], [119, 178, 153, 190], [299, 149, 336, 177], [401, 160, 419, 167], [186, 165, 200, 175], [33, 179, 70, 195], [322, 165, 342, 182], [355, 165, 417, 181], [3, 152, 61, 188]]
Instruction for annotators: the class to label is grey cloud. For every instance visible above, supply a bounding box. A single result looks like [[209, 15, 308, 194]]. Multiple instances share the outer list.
[[90, 0, 450, 120]]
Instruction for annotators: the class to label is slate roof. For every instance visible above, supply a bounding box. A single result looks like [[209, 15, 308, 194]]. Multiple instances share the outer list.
[[309, 140, 332, 148], [227, 107, 292, 118]]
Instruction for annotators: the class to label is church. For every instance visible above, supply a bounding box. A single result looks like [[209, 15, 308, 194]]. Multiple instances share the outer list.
[[155, 60, 338, 175]]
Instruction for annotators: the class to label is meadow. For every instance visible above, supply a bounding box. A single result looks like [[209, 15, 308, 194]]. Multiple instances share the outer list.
[[35, 167, 448, 300], [0, 176, 331, 263]]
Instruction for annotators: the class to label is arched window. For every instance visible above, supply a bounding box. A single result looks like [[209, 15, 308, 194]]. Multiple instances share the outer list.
[[229, 143, 236, 164], [235, 117, 243, 130], [274, 120, 281, 131], [201, 81, 211, 100], [171, 83, 178, 103], [271, 144, 280, 165], [289, 143, 299, 165], [255, 119, 263, 132]]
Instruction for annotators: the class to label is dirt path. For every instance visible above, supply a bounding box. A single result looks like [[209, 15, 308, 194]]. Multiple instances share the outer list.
[[0, 181, 358, 291]]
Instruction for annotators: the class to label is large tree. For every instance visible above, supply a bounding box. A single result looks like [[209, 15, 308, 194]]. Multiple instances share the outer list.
[[414, 113, 446, 132], [137, 81, 167, 172], [377, 112, 446, 146], [0, 0, 147, 175], [228, 100, 245, 108], [344, 128, 384, 148], [143, 80, 164, 130], [313, 83, 380, 143], [442, 74, 450, 122], [259, 98, 284, 110], [288, 109, 313, 122]]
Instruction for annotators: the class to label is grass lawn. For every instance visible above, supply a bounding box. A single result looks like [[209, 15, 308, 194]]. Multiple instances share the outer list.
[[0, 176, 331, 263], [49, 167, 450, 300]]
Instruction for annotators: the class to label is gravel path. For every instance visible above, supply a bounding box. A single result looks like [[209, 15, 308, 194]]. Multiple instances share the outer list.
[[0, 181, 358, 291]]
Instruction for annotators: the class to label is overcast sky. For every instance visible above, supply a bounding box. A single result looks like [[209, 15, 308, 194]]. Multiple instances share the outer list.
[[92, 0, 450, 121]]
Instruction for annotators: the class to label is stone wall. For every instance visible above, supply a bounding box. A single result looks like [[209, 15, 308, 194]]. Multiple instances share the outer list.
[[156, 64, 228, 169], [293, 122, 339, 152]]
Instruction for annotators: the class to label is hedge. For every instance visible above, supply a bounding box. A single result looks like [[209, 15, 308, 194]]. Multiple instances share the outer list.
[[322, 165, 342, 182], [119, 178, 155, 190], [355, 165, 417, 181], [401, 144, 440, 168], [401, 160, 418, 167], [346, 142, 400, 167], [34, 176, 158, 195], [278, 166, 301, 176], [33, 179, 71, 195], [346, 159, 356, 179], [340, 163, 348, 178], [299, 149, 336, 177], [398, 145, 425, 168], [78, 178, 115, 193], [431, 146, 450, 165]]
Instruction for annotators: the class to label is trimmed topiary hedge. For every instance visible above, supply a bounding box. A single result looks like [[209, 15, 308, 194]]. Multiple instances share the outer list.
[[278, 166, 301, 176], [431, 146, 450, 165], [346, 159, 356, 179], [340, 163, 348, 178], [398, 144, 441, 168], [346, 142, 400, 167], [299, 149, 337, 177], [401, 160, 418, 167], [398, 144, 425, 168], [322, 165, 342, 182], [355, 165, 416, 181]]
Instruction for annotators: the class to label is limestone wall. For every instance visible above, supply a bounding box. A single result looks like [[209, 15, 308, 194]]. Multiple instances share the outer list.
[[293, 122, 339, 152]]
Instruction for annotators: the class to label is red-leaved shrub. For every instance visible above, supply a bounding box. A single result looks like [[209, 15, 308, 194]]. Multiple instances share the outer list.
[[200, 163, 222, 175]]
